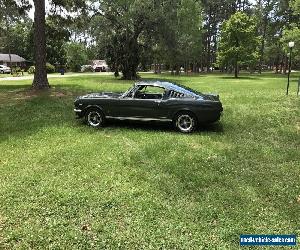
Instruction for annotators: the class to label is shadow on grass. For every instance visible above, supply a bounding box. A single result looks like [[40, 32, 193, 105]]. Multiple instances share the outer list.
[[218, 76, 263, 80], [0, 84, 31, 91], [88, 119, 224, 134], [0, 93, 76, 143], [0, 84, 95, 95], [1, 92, 224, 145]]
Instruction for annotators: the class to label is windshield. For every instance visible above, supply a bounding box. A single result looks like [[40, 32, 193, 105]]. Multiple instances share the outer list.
[[122, 85, 135, 98]]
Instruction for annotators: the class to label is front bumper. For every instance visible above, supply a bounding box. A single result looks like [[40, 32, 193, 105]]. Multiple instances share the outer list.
[[74, 108, 83, 118]]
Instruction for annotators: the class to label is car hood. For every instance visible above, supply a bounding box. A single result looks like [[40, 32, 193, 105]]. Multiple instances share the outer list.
[[80, 92, 123, 99]]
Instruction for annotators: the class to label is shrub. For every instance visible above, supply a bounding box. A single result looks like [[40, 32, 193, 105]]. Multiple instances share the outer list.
[[13, 66, 21, 73], [27, 64, 57, 74], [81, 65, 94, 72], [46, 63, 55, 73], [28, 66, 35, 74]]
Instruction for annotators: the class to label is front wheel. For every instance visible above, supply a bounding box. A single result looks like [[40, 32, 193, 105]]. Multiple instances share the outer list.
[[174, 112, 197, 133], [85, 109, 105, 128]]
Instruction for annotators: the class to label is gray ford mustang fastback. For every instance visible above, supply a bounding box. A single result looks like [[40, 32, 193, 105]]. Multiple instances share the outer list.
[[74, 81, 223, 133]]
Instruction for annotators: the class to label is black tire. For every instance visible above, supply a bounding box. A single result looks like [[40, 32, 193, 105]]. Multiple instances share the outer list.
[[173, 111, 197, 133], [85, 108, 105, 128]]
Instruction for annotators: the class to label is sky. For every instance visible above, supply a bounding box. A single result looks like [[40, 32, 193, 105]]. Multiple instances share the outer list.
[[27, 0, 257, 19], [28, 0, 51, 19]]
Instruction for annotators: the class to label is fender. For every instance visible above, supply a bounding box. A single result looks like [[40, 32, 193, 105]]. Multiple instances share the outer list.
[[171, 108, 197, 121], [83, 105, 107, 116]]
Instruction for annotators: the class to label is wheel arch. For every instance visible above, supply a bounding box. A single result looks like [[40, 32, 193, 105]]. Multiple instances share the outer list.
[[172, 109, 198, 123], [83, 105, 106, 117]]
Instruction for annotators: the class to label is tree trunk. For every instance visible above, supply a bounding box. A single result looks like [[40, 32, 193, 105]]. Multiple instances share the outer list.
[[206, 8, 212, 73], [235, 38, 239, 78], [279, 57, 283, 74], [175, 64, 180, 75], [122, 67, 139, 80], [258, 0, 270, 74], [258, 22, 267, 74], [234, 60, 238, 78], [32, 0, 50, 89], [154, 62, 157, 74], [275, 53, 279, 73]]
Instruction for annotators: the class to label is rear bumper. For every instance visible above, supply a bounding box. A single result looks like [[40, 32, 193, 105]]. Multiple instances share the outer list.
[[196, 108, 223, 124]]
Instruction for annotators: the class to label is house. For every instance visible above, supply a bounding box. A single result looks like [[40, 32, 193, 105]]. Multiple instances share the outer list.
[[91, 60, 109, 72], [0, 54, 26, 68]]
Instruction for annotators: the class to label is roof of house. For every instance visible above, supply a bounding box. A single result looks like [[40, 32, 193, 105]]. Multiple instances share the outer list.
[[0, 54, 26, 62], [91, 60, 107, 66]]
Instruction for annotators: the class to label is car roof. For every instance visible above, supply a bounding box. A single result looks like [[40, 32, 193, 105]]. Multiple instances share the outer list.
[[135, 81, 201, 97]]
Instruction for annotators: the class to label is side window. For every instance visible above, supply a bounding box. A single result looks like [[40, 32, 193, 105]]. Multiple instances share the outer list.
[[134, 86, 166, 99], [143, 86, 165, 94], [168, 90, 185, 98]]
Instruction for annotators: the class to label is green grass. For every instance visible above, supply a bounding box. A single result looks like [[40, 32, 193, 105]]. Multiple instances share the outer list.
[[0, 72, 299, 249]]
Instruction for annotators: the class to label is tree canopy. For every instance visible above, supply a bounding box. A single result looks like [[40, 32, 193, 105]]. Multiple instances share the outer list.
[[0, 0, 299, 81], [217, 12, 260, 77]]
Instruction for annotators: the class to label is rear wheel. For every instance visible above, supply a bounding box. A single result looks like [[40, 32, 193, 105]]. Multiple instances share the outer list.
[[174, 112, 197, 133], [85, 108, 105, 128]]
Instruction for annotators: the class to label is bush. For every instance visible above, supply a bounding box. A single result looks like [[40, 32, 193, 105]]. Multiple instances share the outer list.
[[28, 66, 35, 74], [81, 65, 94, 72], [13, 66, 21, 73], [27, 64, 56, 74], [46, 63, 55, 73]]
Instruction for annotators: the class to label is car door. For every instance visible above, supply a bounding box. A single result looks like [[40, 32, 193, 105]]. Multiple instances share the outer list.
[[117, 85, 167, 119]]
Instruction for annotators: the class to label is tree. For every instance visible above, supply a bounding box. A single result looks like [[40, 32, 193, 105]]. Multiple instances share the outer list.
[[46, 16, 70, 66], [65, 42, 88, 72], [279, 0, 300, 69], [217, 12, 260, 77], [0, 0, 30, 73], [291, 0, 300, 14], [281, 26, 300, 63], [255, 0, 276, 73], [31, 0, 87, 89], [92, 0, 160, 79], [1, 18, 33, 62], [32, 0, 49, 89], [158, 0, 202, 74]]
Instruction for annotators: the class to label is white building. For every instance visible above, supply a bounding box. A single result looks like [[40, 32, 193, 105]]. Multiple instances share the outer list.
[[91, 60, 109, 72]]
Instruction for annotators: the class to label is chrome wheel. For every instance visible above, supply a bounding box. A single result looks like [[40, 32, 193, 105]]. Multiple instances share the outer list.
[[87, 111, 103, 127], [176, 113, 195, 133]]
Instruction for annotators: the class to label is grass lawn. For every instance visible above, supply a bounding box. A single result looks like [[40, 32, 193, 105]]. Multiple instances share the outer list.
[[0, 72, 299, 249]]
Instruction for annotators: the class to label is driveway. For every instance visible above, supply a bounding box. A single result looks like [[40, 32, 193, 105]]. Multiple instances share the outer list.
[[0, 72, 113, 81]]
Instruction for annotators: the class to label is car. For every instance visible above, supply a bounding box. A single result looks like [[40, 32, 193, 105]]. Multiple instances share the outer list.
[[0, 65, 11, 74], [81, 65, 94, 72], [94, 66, 106, 72], [74, 81, 223, 133]]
